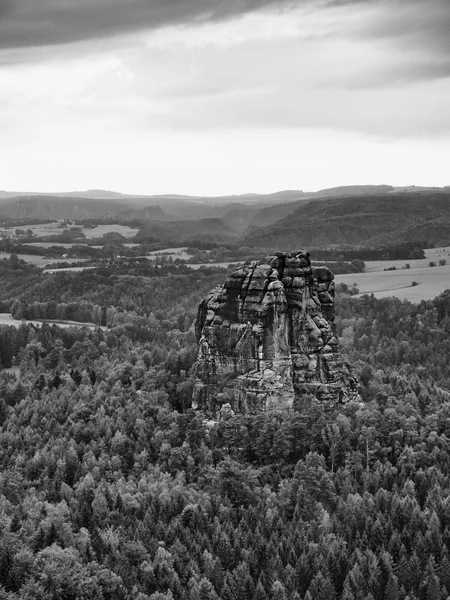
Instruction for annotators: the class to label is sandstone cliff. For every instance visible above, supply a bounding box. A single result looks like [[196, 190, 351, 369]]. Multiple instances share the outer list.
[[193, 251, 358, 416]]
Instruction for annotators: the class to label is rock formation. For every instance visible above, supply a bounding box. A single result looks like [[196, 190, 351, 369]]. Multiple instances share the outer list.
[[193, 251, 358, 416]]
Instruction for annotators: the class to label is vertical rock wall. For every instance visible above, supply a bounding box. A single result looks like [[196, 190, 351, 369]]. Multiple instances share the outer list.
[[193, 251, 358, 417]]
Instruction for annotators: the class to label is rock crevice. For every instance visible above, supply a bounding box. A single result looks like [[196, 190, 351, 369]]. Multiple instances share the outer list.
[[193, 251, 358, 416]]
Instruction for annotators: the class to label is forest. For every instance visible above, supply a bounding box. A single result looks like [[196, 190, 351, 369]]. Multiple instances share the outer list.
[[1, 256, 450, 598]]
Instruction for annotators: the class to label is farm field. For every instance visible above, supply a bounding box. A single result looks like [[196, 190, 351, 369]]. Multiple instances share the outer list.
[[2, 222, 139, 239], [335, 263, 450, 302], [147, 247, 192, 260], [80, 224, 139, 239], [23, 242, 79, 249], [23, 242, 140, 249], [363, 247, 450, 272], [0, 252, 89, 267], [188, 262, 241, 270], [0, 313, 103, 330], [43, 266, 95, 273]]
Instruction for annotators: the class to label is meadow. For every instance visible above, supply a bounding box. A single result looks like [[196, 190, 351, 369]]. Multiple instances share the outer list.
[[0, 312, 101, 330], [23, 242, 140, 249], [0, 252, 89, 268], [2, 222, 139, 239], [363, 246, 450, 272], [336, 262, 450, 301], [333, 247, 450, 302]]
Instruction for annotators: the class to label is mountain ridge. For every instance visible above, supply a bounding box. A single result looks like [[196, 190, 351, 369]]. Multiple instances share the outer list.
[[245, 190, 450, 249], [0, 183, 405, 203]]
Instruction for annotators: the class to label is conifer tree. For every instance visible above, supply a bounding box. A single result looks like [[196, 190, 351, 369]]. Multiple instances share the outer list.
[[253, 580, 269, 600], [384, 573, 400, 600], [305, 571, 336, 600]]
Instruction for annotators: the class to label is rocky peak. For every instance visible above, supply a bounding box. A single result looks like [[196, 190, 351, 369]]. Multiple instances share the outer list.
[[193, 250, 358, 417]]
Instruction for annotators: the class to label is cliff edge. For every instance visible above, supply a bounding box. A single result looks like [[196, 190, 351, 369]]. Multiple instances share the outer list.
[[193, 251, 358, 416]]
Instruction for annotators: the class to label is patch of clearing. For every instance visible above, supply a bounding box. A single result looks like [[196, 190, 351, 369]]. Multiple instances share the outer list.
[[0, 313, 103, 330], [147, 247, 192, 260], [22, 242, 81, 249], [2, 222, 139, 239], [23, 242, 140, 249], [81, 224, 139, 239], [44, 266, 95, 273], [364, 247, 450, 272], [0, 252, 88, 267], [335, 264, 450, 302]]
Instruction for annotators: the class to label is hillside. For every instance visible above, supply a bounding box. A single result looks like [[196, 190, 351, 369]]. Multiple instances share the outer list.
[[134, 217, 237, 245], [311, 184, 394, 197], [4, 188, 450, 247], [245, 191, 450, 249], [0, 196, 129, 220], [247, 199, 311, 229]]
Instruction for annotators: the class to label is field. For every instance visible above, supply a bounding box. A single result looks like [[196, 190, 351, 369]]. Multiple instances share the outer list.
[[23, 242, 140, 249], [336, 262, 450, 302], [80, 224, 139, 239], [0, 313, 103, 330], [147, 247, 192, 259], [23, 242, 78, 249], [333, 247, 450, 302], [43, 266, 96, 273], [2, 222, 139, 239], [363, 246, 450, 272], [0, 252, 89, 268]]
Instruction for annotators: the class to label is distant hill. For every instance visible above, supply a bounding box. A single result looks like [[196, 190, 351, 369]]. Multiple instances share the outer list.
[[311, 184, 394, 198], [244, 191, 450, 249], [243, 187, 395, 232], [219, 205, 260, 234], [135, 218, 237, 245], [0, 196, 128, 220], [0, 184, 395, 204], [247, 199, 312, 230], [0, 189, 134, 200], [2, 187, 450, 244], [117, 205, 170, 221]]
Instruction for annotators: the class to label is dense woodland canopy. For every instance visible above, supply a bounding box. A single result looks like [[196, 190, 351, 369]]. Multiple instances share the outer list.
[[1, 258, 450, 598]]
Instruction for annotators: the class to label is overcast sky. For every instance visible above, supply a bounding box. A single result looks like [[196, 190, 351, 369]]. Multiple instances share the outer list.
[[0, 0, 449, 195]]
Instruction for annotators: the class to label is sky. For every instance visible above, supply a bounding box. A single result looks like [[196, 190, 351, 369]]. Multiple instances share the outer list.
[[0, 0, 449, 196]]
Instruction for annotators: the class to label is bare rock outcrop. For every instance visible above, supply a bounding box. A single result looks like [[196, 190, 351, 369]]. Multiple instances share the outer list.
[[193, 251, 358, 416]]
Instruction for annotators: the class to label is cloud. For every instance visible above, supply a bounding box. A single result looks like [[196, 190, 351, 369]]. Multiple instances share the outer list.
[[0, 0, 303, 49], [1, 0, 448, 92], [3, 4, 448, 141], [0, 0, 444, 53], [347, 0, 450, 74]]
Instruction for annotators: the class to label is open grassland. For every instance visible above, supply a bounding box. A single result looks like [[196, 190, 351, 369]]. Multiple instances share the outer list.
[[43, 266, 95, 273], [363, 247, 450, 272], [0, 313, 102, 331], [147, 247, 192, 259], [0, 313, 102, 330], [80, 224, 139, 239], [0, 252, 88, 267], [23, 242, 140, 249], [336, 263, 450, 302], [2, 222, 139, 239], [23, 242, 78, 249]]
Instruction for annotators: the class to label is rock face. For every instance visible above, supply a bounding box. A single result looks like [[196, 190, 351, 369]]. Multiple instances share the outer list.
[[193, 251, 358, 416]]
